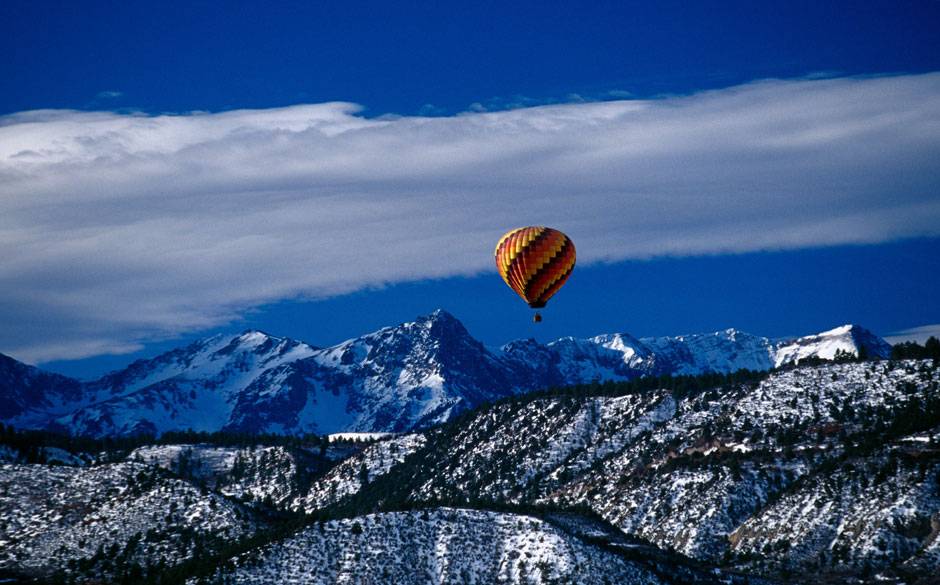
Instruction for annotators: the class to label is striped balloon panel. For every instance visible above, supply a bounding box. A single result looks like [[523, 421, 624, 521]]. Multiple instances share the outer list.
[[493, 226, 576, 308]]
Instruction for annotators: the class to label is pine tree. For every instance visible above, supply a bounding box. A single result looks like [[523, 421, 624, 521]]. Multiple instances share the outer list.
[[359, 461, 370, 486], [926, 336, 940, 360]]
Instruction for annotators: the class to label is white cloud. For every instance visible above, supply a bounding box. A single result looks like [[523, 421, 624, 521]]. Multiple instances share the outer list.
[[885, 324, 940, 345], [2, 74, 939, 362]]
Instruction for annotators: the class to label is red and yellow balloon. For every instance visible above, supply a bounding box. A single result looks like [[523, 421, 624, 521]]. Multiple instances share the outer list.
[[494, 226, 576, 322]]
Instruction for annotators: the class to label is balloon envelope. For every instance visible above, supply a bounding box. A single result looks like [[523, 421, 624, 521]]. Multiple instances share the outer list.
[[494, 226, 576, 309]]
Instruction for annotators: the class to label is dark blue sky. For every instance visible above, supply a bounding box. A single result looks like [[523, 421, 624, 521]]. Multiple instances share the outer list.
[[3, 1, 939, 116], [3, 1, 939, 378]]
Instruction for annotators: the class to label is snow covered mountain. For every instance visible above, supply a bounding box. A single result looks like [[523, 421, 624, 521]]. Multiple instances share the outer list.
[[0, 311, 892, 436], [222, 309, 537, 434], [532, 328, 778, 383], [523, 323, 891, 383], [773, 323, 892, 367], [51, 330, 319, 436]]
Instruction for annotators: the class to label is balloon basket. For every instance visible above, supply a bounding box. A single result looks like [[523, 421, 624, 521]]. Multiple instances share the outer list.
[[533, 312, 542, 323]]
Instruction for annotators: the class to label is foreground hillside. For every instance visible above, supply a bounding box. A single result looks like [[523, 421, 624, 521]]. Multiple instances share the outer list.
[[314, 359, 940, 583], [0, 435, 742, 584], [0, 461, 259, 582], [194, 509, 668, 585], [0, 311, 890, 436]]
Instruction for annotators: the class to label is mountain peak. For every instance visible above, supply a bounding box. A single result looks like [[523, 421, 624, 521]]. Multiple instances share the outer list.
[[804, 324, 883, 339], [412, 309, 471, 338], [424, 308, 458, 322], [235, 329, 276, 344], [773, 323, 891, 367], [816, 324, 855, 337], [239, 328, 272, 336]]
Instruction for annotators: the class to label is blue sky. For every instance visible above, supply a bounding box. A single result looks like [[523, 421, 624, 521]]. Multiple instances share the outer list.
[[1, 1, 939, 378], [3, 1, 940, 116]]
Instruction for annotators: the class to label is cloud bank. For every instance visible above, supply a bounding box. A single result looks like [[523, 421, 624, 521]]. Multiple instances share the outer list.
[[2, 74, 939, 362]]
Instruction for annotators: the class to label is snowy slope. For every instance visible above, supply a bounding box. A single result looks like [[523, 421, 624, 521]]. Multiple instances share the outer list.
[[295, 433, 426, 512], [323, 359, 940, 581], [55, 331, 318, 436], [196, 508, 665, 585], [128, 443, 323, 508], [0, 461, 258, 580], [729, 440, 940, 575], [640, 328, 776, 375]]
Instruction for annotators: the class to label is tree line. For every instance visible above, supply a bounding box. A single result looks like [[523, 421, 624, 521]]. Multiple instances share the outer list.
[[890, 336, 940, 360]]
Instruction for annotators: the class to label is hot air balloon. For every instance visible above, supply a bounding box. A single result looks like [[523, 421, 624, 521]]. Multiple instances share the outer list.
[[494, 226, 576, 322]]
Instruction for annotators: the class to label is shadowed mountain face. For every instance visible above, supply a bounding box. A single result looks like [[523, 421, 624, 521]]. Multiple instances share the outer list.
[[0, 353, 84, 424], [0, 310, 891, 437]]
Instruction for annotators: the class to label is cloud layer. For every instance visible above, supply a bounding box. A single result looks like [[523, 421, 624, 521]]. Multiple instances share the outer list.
[[2, 74, 940, 362]]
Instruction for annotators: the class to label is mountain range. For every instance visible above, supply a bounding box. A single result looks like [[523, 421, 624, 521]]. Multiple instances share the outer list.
[[0, 318, 935, 585], [0, 310, 891, 437]]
